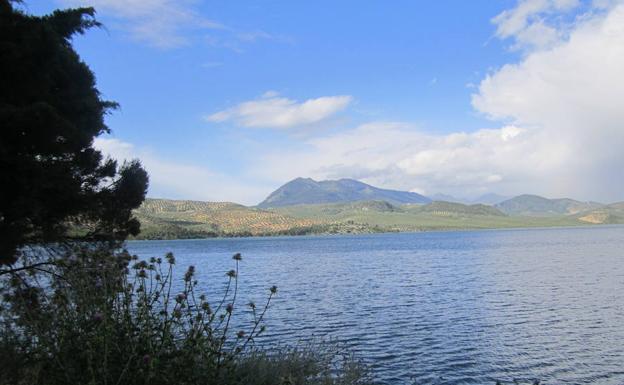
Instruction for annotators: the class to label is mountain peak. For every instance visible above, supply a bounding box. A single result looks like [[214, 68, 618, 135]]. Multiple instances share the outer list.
[[257, 178, 431, 208]]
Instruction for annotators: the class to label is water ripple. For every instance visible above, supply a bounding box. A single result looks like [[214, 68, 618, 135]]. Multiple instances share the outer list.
[[128, 225, 624, 385]]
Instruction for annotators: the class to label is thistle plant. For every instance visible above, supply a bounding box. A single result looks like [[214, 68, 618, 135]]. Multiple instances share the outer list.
[[0, 247, 371, 385]]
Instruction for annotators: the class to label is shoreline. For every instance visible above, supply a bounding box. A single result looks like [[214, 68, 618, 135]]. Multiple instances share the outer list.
[[127, 222, 623, 242]]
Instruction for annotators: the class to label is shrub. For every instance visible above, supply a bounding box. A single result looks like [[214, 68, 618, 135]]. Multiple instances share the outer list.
[[0, 248, 372, 385]]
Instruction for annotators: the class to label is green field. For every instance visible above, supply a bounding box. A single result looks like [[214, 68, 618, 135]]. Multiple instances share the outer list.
[[271, 200, 585, 232]]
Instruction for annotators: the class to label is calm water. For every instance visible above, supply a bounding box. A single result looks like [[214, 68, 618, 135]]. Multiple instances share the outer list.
[[127, 226, 624, 384]]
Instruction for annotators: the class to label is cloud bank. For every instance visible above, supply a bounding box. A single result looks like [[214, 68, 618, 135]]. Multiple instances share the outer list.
[[254, 2, 624, 202], [474, 1, 624, 201], [255, 123, 555, 199], [95, 138, 269, 204]]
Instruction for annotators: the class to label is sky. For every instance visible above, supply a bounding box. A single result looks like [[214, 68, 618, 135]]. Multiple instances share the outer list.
[[25, 0, 624, 205]]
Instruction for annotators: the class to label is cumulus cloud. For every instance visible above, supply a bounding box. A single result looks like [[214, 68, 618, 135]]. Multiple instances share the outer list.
[[254, 123, 558, 199], [206, 92, 353, 129], [474, 2, 624, 201], [95, 138, 269, 204]]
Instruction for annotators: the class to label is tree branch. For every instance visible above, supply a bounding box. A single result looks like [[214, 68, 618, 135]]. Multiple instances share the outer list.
[[0, 261, 56, 276]]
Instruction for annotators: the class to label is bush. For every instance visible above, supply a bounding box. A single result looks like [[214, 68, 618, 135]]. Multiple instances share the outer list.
[[0, 248, 372, 385]]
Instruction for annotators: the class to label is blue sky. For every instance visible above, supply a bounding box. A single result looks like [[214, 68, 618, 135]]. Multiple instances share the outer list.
[[25, 1, 624, 204]]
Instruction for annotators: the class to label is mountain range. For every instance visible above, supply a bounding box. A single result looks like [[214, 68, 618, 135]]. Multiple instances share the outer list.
[[130, 178, 624, 240]]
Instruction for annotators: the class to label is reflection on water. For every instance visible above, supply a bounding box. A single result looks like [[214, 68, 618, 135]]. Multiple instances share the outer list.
[[127, 225, 624, 384]]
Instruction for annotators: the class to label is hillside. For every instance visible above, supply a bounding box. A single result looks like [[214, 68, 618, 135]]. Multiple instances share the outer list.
[[495, 194, 603, 216], [257, 178, 431, 208], [133, 198, 325, 239], [575, 202, 624, 224], [471, 193, 511, 205], [412, 201, 506, 216], [132, 197, 624, 240], [271, 200, 583, 232], [429, 193, 510, 205]]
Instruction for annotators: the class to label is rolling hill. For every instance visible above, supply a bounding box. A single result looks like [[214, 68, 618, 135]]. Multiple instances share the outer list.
[[130, 195, 624, 240], [574, 202, 624, 224], [257, 178, 431, 208], [411, 201, 506, 216], [133, 198, 325, 239], [495, 194, 603, 216]]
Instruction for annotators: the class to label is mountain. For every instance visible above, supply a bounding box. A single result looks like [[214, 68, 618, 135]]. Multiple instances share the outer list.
[[257, 178, 431, 208], [470, 193, 510, 205], [415, 201, 506, 216], [429, 193, 466, 204], [495, 194, 603, 216], [429, 193, 510, 205]]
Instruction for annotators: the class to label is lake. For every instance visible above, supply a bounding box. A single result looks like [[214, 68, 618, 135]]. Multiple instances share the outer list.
[[126, 225, 624, 385]]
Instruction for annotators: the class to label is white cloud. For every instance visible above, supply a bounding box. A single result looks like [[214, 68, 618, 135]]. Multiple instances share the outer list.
[[253, 122, 558, 199], [473, 2, 624, 201], [59, 0, 285, 50], [206, 93, 353, 129], [60, 0, 223, 48], [94, 138, 269, 204], [492, 0, 581, 50]]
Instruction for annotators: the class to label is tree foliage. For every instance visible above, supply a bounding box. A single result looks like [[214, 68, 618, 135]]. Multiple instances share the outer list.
[[0, 0, 148, 265]]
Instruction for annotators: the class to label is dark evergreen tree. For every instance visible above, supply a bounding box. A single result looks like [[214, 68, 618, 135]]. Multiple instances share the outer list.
[[0, 0, 148, 266]]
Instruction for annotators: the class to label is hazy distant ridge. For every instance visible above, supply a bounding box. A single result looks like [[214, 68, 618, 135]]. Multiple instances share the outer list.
[[495, 194, 603, 216]]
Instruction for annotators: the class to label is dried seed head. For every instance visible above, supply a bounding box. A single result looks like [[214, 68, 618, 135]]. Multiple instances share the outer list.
[[92, 312, 104, 323], [184, 266, 195, 282]]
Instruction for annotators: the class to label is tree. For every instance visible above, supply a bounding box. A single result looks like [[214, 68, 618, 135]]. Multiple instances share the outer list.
[[0, 0, 148, 266]]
